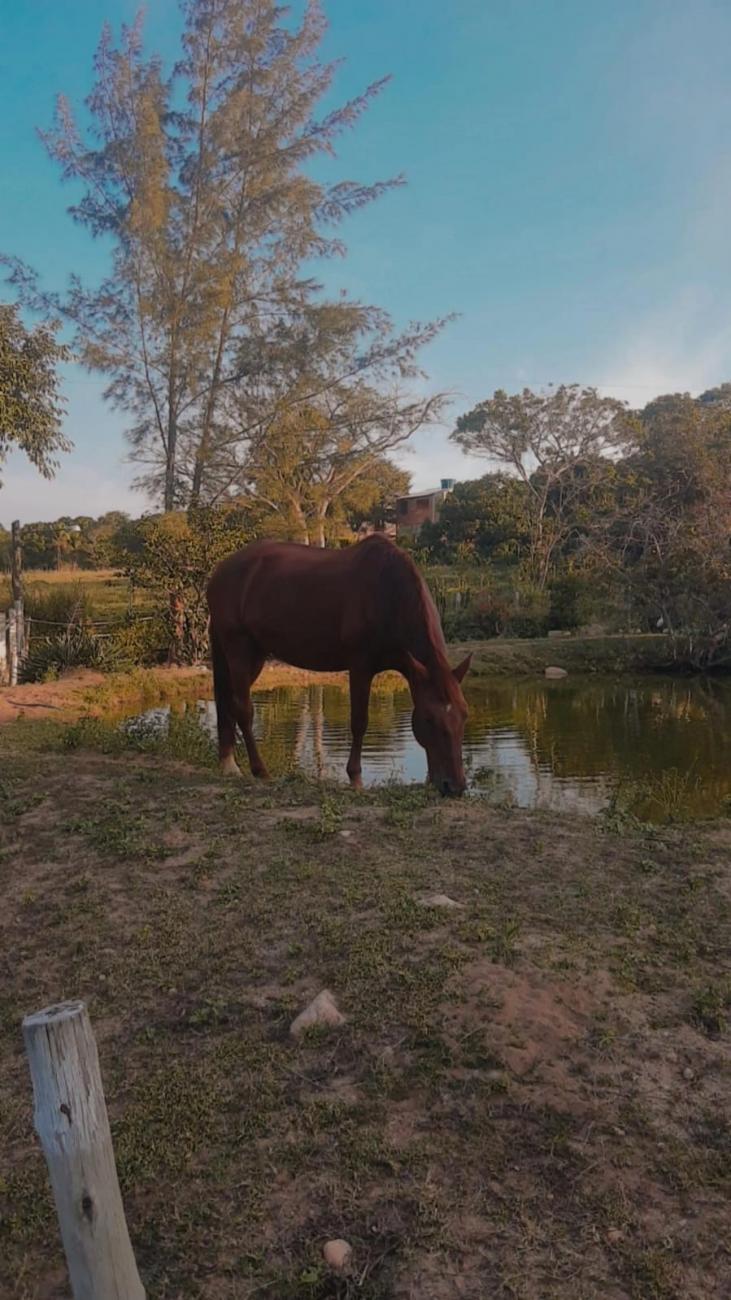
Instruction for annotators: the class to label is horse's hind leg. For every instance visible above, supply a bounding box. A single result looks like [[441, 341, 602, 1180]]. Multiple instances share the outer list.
[[347, 665, 373, 790], [226, 636, 270, 780], [210, 625, 242, 777]]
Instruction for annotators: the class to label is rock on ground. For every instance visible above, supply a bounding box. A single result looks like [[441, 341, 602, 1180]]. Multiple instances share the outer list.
[[416, 892, 465, 910], [323, 1239, 353, 1273], [289, 989, 346, 1038]]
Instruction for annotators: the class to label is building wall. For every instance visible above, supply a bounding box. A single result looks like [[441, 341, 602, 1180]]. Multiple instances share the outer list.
[[396, 490, 447, 535]]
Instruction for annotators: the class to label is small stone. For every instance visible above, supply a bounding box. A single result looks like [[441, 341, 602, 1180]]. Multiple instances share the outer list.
[[606, 1228, 624, 1244], [682, 1066, 694, 1081], [339, 830, 353, 839], [545, 666, 568, 679], [323, 1239, 353, 1273], [290, 990, 346, 1038], [417, 892, 464, 910]]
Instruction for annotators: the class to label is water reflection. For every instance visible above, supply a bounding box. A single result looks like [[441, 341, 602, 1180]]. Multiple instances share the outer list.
[[131, 676, 731, 818]]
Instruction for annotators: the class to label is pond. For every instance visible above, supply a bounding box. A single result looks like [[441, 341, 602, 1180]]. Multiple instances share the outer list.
[[126, 675, 731, 819]]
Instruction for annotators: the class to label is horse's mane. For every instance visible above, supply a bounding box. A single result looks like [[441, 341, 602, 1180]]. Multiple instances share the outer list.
[[357, 535, 450, 670]]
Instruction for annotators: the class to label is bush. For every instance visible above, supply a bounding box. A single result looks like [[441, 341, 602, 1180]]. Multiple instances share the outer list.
[[548, 573, 599, 631], [504, 580, 549, 639], [104, 616, 169, 669], [20, 625, 127, 682], [503, 612, 549, 639], [472, 590, 511, 637], [119, 508, 255, 665], [23, 583, 93, 631], [442, 590, 512, 640]]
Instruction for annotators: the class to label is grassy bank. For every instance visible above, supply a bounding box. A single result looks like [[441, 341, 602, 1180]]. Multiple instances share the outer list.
[[0, 721, 729, 1298], [0, 635, 717, 728], [0, 666, 213, 725], [464, 634, 690, 677]]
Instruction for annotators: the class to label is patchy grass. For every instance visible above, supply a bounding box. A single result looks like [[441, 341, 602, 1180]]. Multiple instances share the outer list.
[[0, 568, 144, 618], [0, 720, 729, 1298]]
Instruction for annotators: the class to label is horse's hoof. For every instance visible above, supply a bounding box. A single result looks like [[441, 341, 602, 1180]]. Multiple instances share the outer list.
[[348, 774, 364, 791], [253, 767, 271, 781], [220, 756, 244, 778]]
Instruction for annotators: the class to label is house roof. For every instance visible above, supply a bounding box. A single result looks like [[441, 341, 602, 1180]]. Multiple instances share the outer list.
[[396, 486, 447, 502]]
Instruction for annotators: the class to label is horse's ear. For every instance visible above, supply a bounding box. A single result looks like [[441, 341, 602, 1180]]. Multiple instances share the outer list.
[[406, 652, 429, 683], [452, 653, 472, 684]]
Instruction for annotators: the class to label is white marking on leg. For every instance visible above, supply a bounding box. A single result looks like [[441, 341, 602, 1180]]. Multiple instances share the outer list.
[[220, 754, 243, 778]]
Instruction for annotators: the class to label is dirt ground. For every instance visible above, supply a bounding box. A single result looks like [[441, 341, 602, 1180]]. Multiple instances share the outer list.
[[0, 722, 729, 1299]]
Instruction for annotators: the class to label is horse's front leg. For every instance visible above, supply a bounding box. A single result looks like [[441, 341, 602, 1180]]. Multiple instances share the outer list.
[[347, 666, 373, 790]]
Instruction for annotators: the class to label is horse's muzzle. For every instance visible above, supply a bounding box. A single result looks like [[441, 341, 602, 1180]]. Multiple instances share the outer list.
[[440, 777, 466, 798]]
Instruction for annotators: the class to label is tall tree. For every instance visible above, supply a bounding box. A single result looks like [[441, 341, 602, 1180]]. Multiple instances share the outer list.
[[191, 299, 447, 542], [234, 385, 442, 546], [5, 1, 427, 511], [595, 393, 731, 647], [452, 385, 637, 586], [0, 302, 70, 488], [340, 457, 410, 535]]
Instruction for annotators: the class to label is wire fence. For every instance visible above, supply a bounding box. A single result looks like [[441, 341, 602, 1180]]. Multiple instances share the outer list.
[[25, 613, 160, 631]]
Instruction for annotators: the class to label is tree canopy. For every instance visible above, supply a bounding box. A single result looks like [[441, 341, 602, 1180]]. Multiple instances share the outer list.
[[452, 385, 638, 586], [0, 302, 70, 488], [6, 0, 446, 514]]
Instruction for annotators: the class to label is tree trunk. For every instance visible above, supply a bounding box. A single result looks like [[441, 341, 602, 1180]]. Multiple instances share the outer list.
[[164, 407, 178, 513], [167, 591, 185, 665], [289, 497, 311, 545], [315, 503, 328, 548]]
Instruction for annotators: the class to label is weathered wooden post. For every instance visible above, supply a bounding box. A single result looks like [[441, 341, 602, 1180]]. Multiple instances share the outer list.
[[8, 606, 18, 686], [11, 519, 23, 600], [22, 1001, 146, 1300], [11, 519, 25, 667]]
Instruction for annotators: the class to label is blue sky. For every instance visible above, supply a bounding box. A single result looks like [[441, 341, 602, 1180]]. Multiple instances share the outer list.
[[2, 0, 731, 522]]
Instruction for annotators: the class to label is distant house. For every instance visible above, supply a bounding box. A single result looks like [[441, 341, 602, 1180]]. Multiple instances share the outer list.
[[395, 479, 455, 537]]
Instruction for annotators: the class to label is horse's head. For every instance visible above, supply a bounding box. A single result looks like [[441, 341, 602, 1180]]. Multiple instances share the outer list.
[[407, 652, 472, 796]]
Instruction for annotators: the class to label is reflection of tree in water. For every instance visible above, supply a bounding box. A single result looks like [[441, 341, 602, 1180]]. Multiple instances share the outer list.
[[252, 683, 412, 780], [181, 675, 730, 815], [464, 678, 731, 815]]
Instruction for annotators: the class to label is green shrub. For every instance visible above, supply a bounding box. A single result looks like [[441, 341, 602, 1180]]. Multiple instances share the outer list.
[[548, 573, 600, 631], [504, 580, 549, 639], [24, 583, 93, 632], [104, 616, 169, 669], [20, 626, 127, 682]]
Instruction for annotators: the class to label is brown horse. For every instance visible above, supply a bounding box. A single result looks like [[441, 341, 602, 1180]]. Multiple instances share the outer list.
[[206, 534, 472, 794]]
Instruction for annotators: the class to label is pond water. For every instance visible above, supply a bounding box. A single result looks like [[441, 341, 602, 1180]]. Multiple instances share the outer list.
[[127, 675, 731, 819]]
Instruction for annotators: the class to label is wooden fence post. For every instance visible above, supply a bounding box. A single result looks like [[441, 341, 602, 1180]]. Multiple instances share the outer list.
[[15, 598, 25, 665], [11, 519, 23, 603], [22, 1001, 146, 1300], [0, 611, 6, 685], [8, 606, 18, 686]]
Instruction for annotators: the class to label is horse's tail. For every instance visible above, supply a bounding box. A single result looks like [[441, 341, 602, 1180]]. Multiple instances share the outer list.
[[209, 622, 235, 751]]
